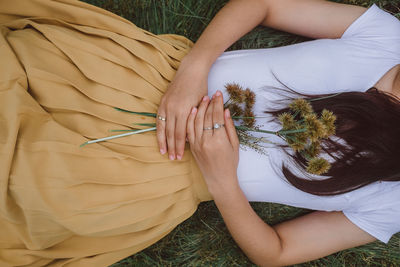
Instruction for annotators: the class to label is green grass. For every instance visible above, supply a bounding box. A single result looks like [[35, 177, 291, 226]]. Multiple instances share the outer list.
[[81, 0, 400, 266]]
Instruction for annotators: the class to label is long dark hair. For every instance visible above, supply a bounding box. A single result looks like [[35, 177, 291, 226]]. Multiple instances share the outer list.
[[267, 87, 400, 196]]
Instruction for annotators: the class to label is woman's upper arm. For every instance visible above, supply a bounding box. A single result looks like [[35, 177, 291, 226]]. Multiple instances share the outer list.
[[261, 0, 367, 39], [268, 211, 376, 267]]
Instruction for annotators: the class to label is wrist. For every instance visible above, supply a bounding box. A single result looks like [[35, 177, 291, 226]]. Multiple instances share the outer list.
[[212, 182, 247, 211], [208, 175, 242, 199], [181, 48, 216, 71]]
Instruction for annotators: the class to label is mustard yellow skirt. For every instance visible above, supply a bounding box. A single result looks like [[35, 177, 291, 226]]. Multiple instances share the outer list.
[[0, 0, 211, 266]]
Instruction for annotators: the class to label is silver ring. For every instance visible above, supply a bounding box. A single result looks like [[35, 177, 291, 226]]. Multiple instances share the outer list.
[[213, 123, 225, 130], [203, 126, 213, 131], [158, 115, 166, 121]]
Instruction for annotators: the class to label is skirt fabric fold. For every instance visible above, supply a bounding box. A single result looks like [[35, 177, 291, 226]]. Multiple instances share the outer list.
[[0, 0, 211, 266]]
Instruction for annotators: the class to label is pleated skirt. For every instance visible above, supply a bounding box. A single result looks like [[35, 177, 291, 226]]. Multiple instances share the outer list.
[[0, 0, 211, 266]]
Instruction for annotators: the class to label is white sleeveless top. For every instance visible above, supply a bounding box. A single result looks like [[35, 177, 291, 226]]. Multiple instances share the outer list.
[[207, 4, 400, 244]]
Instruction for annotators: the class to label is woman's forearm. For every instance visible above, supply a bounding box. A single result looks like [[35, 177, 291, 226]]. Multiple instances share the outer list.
[[182, 0, 268, 69], [211, 179, 282, 267]]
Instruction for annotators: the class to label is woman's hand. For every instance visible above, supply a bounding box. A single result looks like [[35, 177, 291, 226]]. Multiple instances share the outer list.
[[186, 90, 240, 195], [157, 59, 209, 161]]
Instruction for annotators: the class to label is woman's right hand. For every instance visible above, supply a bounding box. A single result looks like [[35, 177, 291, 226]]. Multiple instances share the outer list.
[[157, 58, 209, 160]]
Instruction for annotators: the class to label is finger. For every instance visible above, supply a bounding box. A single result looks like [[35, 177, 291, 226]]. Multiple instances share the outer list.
[[203, 96, 214, 139], [212, 90, 225, 135], [175, 115, 187, 160], [224, 108, 240, 149], [156, 109, 167, 155], [195, 95, 210, 141], [166, 115, 176, 160], [186, 107, 197, 144]]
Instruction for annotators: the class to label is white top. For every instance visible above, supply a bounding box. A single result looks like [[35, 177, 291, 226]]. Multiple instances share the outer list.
[[207, 4, 400, 244]]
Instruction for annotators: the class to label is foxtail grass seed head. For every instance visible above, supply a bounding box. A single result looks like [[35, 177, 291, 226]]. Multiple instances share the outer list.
[[320, 109, 336, 136], [289, 98, 313, 117], [244, 88, 256, 109], [289, 139, 306, 152], [278, 112, 296, 130], [306, 157, 331, 175], [285, 125, 308, 152], [305, 141, 321, 158], [295, 126, 308, 145], [304, 113, 326, 142], [278, 100, 336, 175], [225, 83, 244, 103], [243, 108, 255, 128], [230, 103, 243, 117]]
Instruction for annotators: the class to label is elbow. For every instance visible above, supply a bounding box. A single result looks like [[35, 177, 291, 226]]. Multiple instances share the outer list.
[[245, 249, 284, 266], [245, 230, 285, 267], [250, 257, 284, 267]]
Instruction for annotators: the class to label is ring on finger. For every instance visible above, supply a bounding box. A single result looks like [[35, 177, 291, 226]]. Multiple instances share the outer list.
[[158, 115, 166, 121], [213, 123, 225, 130], [203, 126, 213, 131]]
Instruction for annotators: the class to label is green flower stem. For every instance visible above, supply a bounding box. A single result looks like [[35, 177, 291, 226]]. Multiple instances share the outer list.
[[235, 126, 277, 135], [301, 151, 312, 161], [80, 127, 157, 147], [133, 123, 157, 127], [232, 116, 270, 119], [223, 98, 233, 106], [309, 92, 342, 102], [292, 110, 300, 118], [114, 107, 157, 117], [109, 129, 139, 132], [236, 126, 307, 136], [279, 128, 307, 135]]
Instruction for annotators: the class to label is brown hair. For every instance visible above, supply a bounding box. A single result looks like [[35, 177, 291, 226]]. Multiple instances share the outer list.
[[267, 87, 400, 196]]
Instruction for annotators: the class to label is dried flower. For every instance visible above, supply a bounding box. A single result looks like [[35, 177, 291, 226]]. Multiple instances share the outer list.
[[304, 141, 321, 158], [304, 113, 326, 142], [320, 109, 336, 136], [243, 88, 255, 109], [243, 108, 255, 128], [289, 98, 313, 117], [230, 103, 243, 117], [278, 112, 296, 130], [225, 83, 244, 103], [295, 129, 308, 147], [288, 139, 306, 152], [89, 85, 338, 177], [236, 128, 269, 156], [306, 157, 331, 175]]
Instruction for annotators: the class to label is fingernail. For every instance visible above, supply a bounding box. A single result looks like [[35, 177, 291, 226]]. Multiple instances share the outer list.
[[169, 154, 175, 160], [203, 96, 209, 101], [215, 90, 221, 96], [191, 107, 197, 114], [160, 148, 166, 155], [177, 154, 182, 160], [225, 109, 230, 118]]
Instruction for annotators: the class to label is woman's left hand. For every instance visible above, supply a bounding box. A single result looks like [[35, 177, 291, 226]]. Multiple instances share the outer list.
[[186, 90, 240, 195]]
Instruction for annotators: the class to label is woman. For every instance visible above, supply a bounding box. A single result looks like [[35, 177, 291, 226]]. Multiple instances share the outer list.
[[0, 0, 399, 266], [157, 0, 400, 265]]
